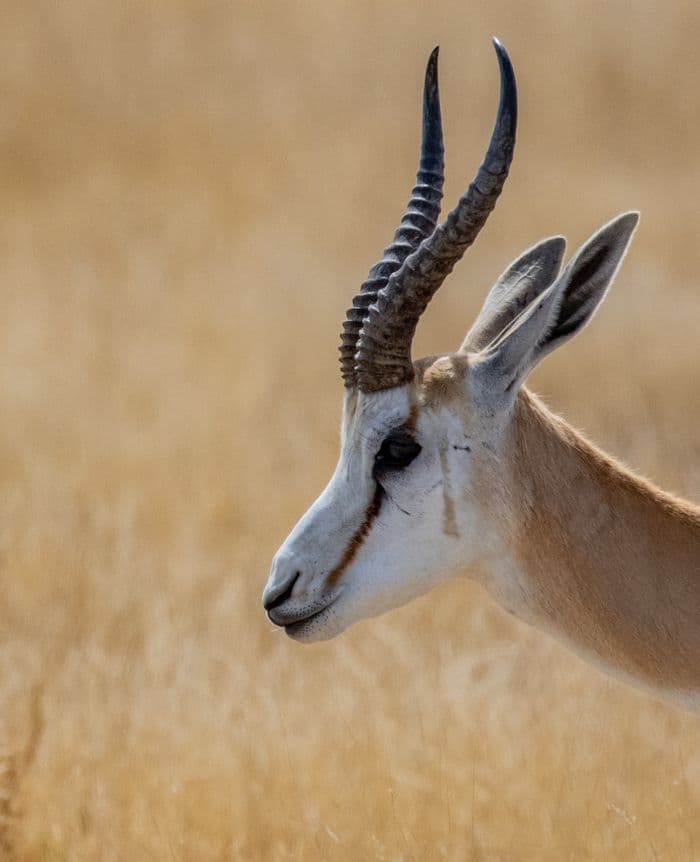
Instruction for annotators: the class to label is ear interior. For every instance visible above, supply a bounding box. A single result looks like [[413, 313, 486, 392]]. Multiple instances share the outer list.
[[539, 211, 640, 358], [462, 235, 566, 352], [472, 211, 639, 398], [475, 279, 563, 393]]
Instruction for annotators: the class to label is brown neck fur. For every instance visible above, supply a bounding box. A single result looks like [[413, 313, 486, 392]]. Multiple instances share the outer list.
[[505, 388, 700, 693]]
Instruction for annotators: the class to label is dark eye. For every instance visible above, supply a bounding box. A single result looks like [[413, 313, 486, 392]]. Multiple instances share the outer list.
[[374, 432, 422, 473]]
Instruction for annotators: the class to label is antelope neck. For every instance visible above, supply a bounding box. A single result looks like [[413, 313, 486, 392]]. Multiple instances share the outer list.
[[494, 389, 700, 696]]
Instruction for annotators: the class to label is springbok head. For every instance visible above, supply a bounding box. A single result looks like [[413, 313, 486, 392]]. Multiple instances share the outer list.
[[263, 41, 638, 642]]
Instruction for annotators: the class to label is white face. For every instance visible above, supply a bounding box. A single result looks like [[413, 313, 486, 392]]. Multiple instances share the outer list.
[[263, 363, 506, 642]]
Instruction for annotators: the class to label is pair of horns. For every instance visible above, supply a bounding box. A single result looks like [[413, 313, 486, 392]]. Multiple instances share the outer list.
[[339, 39, 517, 392]]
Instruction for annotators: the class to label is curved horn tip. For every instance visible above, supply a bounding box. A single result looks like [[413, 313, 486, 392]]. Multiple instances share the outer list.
[[424, 46, 440, 92], [492, 39, 515, 84], [490, 37, 517, 143], [491, 36, 507, 58]]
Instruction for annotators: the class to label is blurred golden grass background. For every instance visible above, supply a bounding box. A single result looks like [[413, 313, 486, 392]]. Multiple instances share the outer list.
[[0, 1, 699, 859]]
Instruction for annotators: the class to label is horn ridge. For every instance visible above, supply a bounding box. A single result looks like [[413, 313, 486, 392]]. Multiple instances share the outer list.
[[355, 39, 518, 393], [339, 46, 445, 387]]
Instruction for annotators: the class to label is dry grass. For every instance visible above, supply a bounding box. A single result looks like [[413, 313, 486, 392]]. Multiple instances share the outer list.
[[0, 1, 699, 859]]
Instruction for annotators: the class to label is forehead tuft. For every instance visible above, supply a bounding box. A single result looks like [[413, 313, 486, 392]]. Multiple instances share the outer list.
[[414, 354, 469, 406], [344, 385, 414, 437]]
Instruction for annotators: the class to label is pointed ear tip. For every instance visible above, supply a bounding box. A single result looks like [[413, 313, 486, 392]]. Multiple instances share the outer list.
[[621, 209, 640, 223], [538, 235, 567, 257], [588, 212, 640, 249], [614, 210, 641, 234]]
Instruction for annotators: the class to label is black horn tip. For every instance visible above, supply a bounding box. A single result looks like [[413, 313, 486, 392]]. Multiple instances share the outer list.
[[423, 45, 441, 103], [491, 37, 517, 124], [422, 43, 444, 165], [491, 36, 509, 63]]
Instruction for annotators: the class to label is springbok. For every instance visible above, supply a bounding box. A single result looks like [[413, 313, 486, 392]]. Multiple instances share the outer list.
[[263, 40, 700, 708]]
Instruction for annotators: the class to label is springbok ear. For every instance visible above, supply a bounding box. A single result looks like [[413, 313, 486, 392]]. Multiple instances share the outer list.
[[461, 235, 566, 352], [473, 212, 639, 399]]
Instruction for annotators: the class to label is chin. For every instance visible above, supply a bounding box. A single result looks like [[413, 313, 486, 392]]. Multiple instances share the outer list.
[[284, 607, 349, 643]]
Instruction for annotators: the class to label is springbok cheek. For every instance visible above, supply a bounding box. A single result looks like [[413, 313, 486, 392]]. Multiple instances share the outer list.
[[332, 512, 451, 619]]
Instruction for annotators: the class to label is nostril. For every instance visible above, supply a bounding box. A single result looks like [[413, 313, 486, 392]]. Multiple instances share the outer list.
[[264, 571, 301, 611]]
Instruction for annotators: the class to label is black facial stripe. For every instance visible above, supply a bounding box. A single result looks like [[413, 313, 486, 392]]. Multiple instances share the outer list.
[[325, 484, 384, 587]]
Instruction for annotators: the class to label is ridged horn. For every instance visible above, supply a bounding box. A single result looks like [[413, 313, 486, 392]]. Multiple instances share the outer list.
[[355, 39, 517, 392], [339, 47, 445, 387]]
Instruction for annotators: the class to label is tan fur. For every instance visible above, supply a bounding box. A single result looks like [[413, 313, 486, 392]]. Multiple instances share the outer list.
[[415, 355, 470, 408], [505, 389, 700, 691]]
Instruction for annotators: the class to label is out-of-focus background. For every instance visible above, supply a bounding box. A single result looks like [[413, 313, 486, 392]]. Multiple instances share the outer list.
[[0, 1, 699, 859]]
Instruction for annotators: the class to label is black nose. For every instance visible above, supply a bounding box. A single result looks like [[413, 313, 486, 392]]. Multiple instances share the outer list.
[[263, 571, 301, 611]]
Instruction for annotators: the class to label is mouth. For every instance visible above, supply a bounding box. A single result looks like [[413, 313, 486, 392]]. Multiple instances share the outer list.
[[284, 607, 332, 637], [267, 596, 340, 641]]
